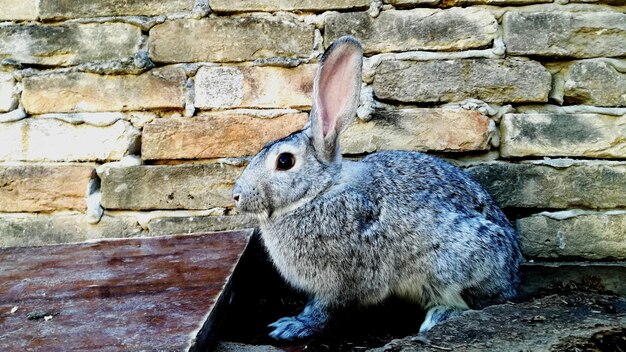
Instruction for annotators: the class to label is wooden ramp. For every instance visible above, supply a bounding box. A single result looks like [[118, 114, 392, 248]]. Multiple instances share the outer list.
[[0, 230, 253, 351]]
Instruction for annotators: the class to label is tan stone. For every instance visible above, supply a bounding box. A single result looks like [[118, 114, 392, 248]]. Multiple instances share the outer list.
[[22, 67, 186, 114], [374, 59, 551, 103], [149, 18, 313, 63], [100, 164, 243, 210], [0, 164, 94, 212], [563, 60, 626, 107], [142, 112, 308, 160], [0, 23, 142, 66], [503, 12, 626, 58], [500, 113, 626, 159], [519, 211, 626, 260], [0, 213, 145, 247], [39, 0, 194, 20], [0, 0, 38, 20], [0, 118, 140, 162], [211, 0, 369, 12], [0, 73, 17, 113], [341, 109, 490, 154], [147, 215, 255, 236], [325, 8, 497, 54], [194, 65, 315, 109]]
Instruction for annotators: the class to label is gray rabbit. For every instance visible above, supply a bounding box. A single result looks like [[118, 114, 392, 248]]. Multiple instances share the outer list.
[[232, 36, 522, 341]]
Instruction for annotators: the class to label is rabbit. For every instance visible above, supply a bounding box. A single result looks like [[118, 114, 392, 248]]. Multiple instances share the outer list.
[[232, 36, 523, 341]]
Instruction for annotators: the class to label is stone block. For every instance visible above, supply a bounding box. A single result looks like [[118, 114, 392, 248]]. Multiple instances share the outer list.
[[563, 60, 626, 107], [210, 0, 369, 12], [326, 8, 497, 54], [0, 73, 17, 113], [147, 215, 255, 236], [100, 164, 242, 210], [0, 164, 94, 212], [519, 211, 626, 259], [0, 0, 38, 20], [194, 65, 315, 109], [142, 112, 308, 160], [39, 0, 194, 20], [341, 108, 490, 154], [0, 118, 140, 162], [503, 12, 626, 58], [22, 67, 186, 114], [0, 23, 142, 66], [0, 213, 145, 247], [149, 17, 313, 63], [500, 113, 626, 159], [466, 162, 626, 209], [373, 59, 551, 103]]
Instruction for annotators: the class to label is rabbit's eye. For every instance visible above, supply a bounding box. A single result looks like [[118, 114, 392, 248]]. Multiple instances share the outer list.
[[276, 153, 295, 171]]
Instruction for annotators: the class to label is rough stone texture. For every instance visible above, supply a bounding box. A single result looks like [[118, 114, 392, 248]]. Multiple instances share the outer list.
[[39, 0, 194, 20], [466, 162, 626, 209], [142, 113, 308, 160], [341, 109, 490, 154], [325, 8, 497, 54], [373, 59, 551, 103], [149, 18, 313, 63], [22, 67, 186, 114], [0, 164, 94, 212], [0, 73, 17, 113], [0, 213, 144, 247], [519, 212, 626, 260], [500, 113, 626, 159], [386, 0, 551, 4], [0, 0, 38, 20], [0, 23, 142, 67], [0, 119, 140, 162], [194, 65, 315, 109], [503, 12, 626, 58], [563, 60, 626, 107], [211, 0, 369, 12], [372, 292, 626, 352], [147, 215, 255, 236], [100, 164, 242, 210]]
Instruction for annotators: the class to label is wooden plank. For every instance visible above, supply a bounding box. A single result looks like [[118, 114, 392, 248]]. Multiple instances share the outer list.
[[0, 230, 253, 351]]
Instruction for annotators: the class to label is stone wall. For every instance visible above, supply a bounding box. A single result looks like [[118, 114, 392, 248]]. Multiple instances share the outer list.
[[0, 0, 625, 266]]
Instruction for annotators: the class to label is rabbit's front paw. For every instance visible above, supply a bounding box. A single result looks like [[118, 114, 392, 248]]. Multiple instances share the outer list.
[[268, 316, 317, 340]]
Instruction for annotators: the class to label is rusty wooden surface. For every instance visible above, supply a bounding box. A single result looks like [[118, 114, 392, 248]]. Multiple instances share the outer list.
[[0, 230, 253, 351]]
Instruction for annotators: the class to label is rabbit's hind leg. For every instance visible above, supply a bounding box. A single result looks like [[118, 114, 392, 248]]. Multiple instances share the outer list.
[[419, 306, 465, 333], [268, 298, 330, 341]]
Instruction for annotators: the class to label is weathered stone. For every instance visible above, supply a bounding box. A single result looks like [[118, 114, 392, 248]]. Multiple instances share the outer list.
[[341, 109, 490, 154], [149, 18, 313, 63], [570, 0, 626, 4], [0, 119, 140, 162], [0, 0, 38, 20], [500, 113, 626, 159], [22, 67, 186, 114], [325, 8, 497, 54], [142, 113, 308, 160], [466, 162, 626, 209], [100, 164, 242, 210], [386, 0, 551, 5], [563, 60, 626, 107], [194, 65, 314, 109], [0, 23, 142, 67], [503, 12, 626, 58], [375, 292, 626, 352], [211, 0, 369, 12], [0, 213, 145, 247], [519, 211, 626, 260], [0, 73, 17, 113], [0, 164, 94, 212], [373, 59, 551, 103], [39, 0, 194, 20], [147, 215, 255, 236], [385, 0, 439, 6]]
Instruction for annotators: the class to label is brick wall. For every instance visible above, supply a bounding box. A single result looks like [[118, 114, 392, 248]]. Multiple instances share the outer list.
[[0, 0, 625, 265]]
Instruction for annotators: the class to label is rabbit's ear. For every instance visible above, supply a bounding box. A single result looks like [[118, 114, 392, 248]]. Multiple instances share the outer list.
[[310, 36, 362, 163]]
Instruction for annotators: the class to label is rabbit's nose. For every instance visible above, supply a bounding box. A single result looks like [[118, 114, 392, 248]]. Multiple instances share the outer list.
[[233, 194, 240, 203]]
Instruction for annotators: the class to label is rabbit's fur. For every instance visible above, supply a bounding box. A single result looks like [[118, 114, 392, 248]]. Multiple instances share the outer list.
[[233, 36, 522, 340]]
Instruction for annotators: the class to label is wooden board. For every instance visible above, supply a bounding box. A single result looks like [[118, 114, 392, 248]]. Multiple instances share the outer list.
[[0, 230, 253, 351]]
